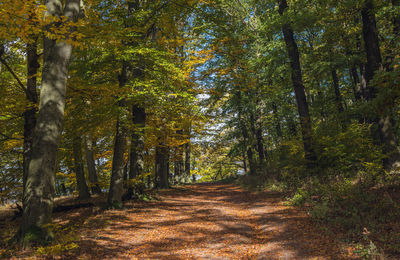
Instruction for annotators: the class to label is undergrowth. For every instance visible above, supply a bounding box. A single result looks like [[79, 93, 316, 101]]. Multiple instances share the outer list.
[[239, 172, 400, 258], [238, 123, 400, 258], [0, 186, 158, 258]]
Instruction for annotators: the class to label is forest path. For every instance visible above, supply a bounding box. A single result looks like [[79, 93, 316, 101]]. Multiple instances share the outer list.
[[68, 183, 351, 259]]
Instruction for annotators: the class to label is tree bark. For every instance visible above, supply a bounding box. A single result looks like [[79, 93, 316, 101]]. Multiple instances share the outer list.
[[250, 110, 265, 167], [384, 0, 400, 70], [107, 45, 130, 206], [107, 0, 141, 205], [242, 150, 247, 173], [246, 147, 256, 175], [166, 150, 171, 184], [84, 137, 101, 194], [361, 0, 400, 169], [256, 128, 265, 164], [173, 130, 185, 183], [236, 91, 256, 175], [124, 1, 146, 199], [359, 64, 370, 100], [331, 69, 345, 129], [393, 0, 400, 34], [361, 0, 381, 100], [23, 40, 39, 197], [174, 155, 183, 182], [155, 143, 169, 189], [108, 114, 127, 207], [350, 67, 362, 101], [19, 0, 80, 245], [124, 105, 146, 199], [272, 103, 283, 138], [184, 141, 190, 180], [331, 69, 344, 114], [129, 105, 146, 180], [72, 136, 90, 200], [278, 0, 316, 165]]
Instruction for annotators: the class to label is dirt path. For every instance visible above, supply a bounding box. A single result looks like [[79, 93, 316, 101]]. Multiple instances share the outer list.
[[60, 183, 351, 259]]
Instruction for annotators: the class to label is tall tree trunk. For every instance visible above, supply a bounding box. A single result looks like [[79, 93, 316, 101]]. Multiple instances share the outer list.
[[237, 91, 256, 175], [129, 105, 146, 179], [278, 0, 317, 165], [147, 171, 152, 188], [250, 111, 265, 167], [19, 0, 80, 245], [155, 143, 169, 189], [331, 69, 344, 114], [173, 130, 184, 183], [84, 137, 101, 194], [72, 136, 90, 200], [359, 64, 370, 100], [353, 31, 371, 101], [361, 0, 400, 169], [123, 1, 145, 199], [174, 156, 183, 182], [331, 69, 345, 129], [167, 150, 170, 184], [350, 67, 367, 123], [393, 0, 400, 34], [361, 0, 381, 101], [108, 115, 127, 206], [350, 67, 362, 101], [125, 105, 146, 199], [123, 161, 129, 180], [23, 40, 39, 197], [242, 149, 247, 173], [107, 53, 130, 205], [107, 0, 140, 206], [272, 103, 282, 138], [246, 147, 256, 175], [384, 0, 400, 70], [244, 114, 256, 175], [256, 128, 265, 164], [316, 84, 327, 121], [184, 141, 190, 181]]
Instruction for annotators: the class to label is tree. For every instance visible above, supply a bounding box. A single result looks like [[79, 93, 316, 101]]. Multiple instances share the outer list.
[[72, 136, 91, 199], [155, 139, 170, 189], [17, 0, 81, 245], [277, 0, 316, 166], [23, 39, 39, 197], [361, 0, 400, 169], [107, 1, 137, 207], [85, 137, 102, 194]]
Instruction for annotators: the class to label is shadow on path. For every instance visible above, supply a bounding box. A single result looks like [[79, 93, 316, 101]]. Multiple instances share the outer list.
[[57, 183, 350, 259]]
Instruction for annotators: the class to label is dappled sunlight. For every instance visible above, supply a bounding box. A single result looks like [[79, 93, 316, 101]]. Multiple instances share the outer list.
[[48, 184, 352, 259]]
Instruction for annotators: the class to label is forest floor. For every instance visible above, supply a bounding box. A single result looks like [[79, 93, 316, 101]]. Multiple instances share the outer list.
[[1, 183, 362, 259]]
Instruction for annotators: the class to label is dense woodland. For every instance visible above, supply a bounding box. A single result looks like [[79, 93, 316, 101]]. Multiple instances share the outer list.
[[1, 0, 400, 258]]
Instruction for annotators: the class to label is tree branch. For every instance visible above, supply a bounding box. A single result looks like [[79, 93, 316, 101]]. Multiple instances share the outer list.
[[142, 0, 173, 26], [0, 54, 28, 95], [0, 132, 22, 142]]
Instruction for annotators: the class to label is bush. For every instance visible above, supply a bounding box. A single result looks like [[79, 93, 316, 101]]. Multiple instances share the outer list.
[[314, 122, 384, 181]]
